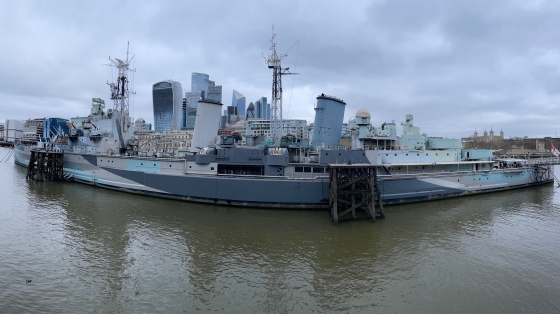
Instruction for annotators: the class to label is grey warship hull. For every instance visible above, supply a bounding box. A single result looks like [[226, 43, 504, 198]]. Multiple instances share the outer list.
[[14, 146, 554, 208]]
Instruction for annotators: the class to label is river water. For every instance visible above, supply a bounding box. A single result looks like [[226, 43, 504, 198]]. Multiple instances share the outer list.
[[1, 147, 559, 313]]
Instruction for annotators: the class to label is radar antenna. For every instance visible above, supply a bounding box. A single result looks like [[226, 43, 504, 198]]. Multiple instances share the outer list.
[[103, 42, 136, 154], [264, 26, 298, 145], [106, 42, 135, 134]]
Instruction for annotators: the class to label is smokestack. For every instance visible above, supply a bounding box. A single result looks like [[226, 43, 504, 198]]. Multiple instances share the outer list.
[[190, 99, 223, 152], [311, 94, 346, 149]]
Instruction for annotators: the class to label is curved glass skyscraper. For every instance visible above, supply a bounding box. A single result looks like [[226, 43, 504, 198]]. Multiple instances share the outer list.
[[152, 80, 183, 133]]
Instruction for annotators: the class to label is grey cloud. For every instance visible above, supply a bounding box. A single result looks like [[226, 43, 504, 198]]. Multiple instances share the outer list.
[[1, 0, 560, 139]]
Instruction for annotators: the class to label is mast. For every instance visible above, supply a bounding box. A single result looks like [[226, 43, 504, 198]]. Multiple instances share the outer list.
[[265, 26, 296, 145], [107, 42, 135, 152]]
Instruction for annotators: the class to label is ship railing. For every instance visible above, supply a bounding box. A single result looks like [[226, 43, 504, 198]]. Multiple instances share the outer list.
[[379, 167, 534, 178], [528, 157, 560, 165], [263, 140, 310, 148], [216, 173, 328, 180]]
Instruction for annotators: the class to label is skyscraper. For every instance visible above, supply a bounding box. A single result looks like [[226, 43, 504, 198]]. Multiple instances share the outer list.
[[181, 98, 187, 129], [254, 96, 270, 120], [152, 80, 183, 132], [207, 83, 222, 103], [246, 102, 255, 119], [185, 73, 222, 128], [232, 89, 246, 117], [191, 72, 210, 99], [190, 73, 222, 106]]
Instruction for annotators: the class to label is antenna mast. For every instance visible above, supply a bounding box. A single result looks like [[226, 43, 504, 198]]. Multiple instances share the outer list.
[[107, 42, 135, 133], [265, 26, 297, 145]]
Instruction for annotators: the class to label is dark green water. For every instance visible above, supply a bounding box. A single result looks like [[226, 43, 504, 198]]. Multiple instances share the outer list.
[[1, 147, 559, 313]]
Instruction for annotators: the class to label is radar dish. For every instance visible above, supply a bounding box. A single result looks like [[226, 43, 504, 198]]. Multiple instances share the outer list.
[[356, 109, 370, 118]]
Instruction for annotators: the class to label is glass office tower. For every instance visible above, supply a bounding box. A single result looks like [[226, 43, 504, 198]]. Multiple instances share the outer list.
[[208, 84, 222, 102], [190, 73, 222, 105], [185, 73, 222, 128], [232, 89, 246, 117], [152, 80, 183, 132], [190, 73, 209, 109], [254, 96, 270, 120]]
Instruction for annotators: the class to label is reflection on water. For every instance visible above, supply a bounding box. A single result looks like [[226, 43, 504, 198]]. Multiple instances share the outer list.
[[1, 147, 559, 313]]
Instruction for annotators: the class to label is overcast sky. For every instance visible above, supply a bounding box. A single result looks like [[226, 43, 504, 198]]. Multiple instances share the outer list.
[[1, 0, 560, 138]]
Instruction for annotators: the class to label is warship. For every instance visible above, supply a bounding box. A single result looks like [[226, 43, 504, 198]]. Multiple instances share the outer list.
[[14, 41, 554, 208]]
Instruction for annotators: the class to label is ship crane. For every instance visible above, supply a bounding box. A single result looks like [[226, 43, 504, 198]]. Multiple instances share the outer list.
[[264, 26, 298, 145]]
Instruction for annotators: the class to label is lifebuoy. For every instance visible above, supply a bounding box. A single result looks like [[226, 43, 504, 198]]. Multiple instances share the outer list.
[[481, 164, 486, 168]]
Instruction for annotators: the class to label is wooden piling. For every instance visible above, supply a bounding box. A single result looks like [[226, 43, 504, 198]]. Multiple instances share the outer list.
[[26, 150, 64, 181], [328, 164, 384, 225]]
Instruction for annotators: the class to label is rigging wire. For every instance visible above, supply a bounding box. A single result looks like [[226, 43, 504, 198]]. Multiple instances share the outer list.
[[285, 40, 300, 55], [134, 75, 273, 85], [66, 84, 107, 118], [287, 40, 300, 119], [132, 54, 135, 122], [214, 75, 273, 85]]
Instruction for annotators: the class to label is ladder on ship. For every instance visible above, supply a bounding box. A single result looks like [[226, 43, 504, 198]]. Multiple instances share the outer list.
[[328, 164, 385, 226]]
